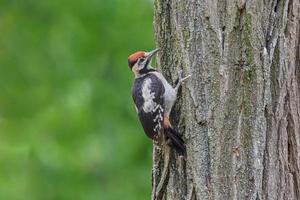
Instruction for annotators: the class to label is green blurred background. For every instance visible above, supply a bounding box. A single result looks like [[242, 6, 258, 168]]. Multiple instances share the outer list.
[[0, 0, 154, 199]]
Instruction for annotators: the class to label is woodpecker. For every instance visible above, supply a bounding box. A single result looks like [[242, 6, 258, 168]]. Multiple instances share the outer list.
[[128, 48, 191, 154]]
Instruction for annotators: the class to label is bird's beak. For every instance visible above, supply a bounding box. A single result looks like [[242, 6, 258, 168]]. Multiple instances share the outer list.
[[146, 48, 160, 58], [144, 48, 160, 65]]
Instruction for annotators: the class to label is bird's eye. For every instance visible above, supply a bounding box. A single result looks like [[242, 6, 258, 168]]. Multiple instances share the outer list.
[[139, 58, 145, 63]]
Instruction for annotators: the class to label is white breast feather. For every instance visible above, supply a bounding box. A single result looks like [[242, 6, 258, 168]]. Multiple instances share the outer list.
[[141, 77, 164, 132], [142, 78, 156, 113]]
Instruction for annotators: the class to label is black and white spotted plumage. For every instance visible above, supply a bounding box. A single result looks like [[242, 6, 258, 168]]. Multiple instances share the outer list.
[[129, 49, 186, 154], [132, 73, 165, 140]]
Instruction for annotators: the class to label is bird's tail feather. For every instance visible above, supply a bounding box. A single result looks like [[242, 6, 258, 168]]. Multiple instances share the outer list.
[[165, 127, 186, 155]]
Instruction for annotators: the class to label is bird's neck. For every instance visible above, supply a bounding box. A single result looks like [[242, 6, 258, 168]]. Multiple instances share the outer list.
[[135, 66, 156, 78]]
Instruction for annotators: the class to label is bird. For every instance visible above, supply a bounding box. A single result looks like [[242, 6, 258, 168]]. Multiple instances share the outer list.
[[128, 48, 191, 154]]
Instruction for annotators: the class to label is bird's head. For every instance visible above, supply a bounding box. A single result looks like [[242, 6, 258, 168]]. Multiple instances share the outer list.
[[128, 48, 159, 77]]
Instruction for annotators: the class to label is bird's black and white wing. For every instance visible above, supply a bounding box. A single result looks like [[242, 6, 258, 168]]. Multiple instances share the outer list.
[[132, 73, 165, 140]]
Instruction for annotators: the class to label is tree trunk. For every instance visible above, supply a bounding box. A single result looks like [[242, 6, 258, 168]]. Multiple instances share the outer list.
[[152, 0, 300, 199]]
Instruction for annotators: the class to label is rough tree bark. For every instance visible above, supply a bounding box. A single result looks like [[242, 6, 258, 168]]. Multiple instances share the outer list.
[[151, 0, 300, 199]]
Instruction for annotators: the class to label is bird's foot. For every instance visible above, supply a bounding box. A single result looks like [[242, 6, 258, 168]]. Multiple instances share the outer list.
[[175, 70, 192, 91]]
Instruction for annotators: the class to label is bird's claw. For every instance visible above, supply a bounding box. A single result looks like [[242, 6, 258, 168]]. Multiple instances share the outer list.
[[179, 74, 192, 83], [177, 70, 192, 83], [175, 70, 192, 91], [177, 70, 183, 80]]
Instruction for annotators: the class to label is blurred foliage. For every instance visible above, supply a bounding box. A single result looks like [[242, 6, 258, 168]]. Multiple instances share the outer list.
[[0, 0, 154, 199]]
